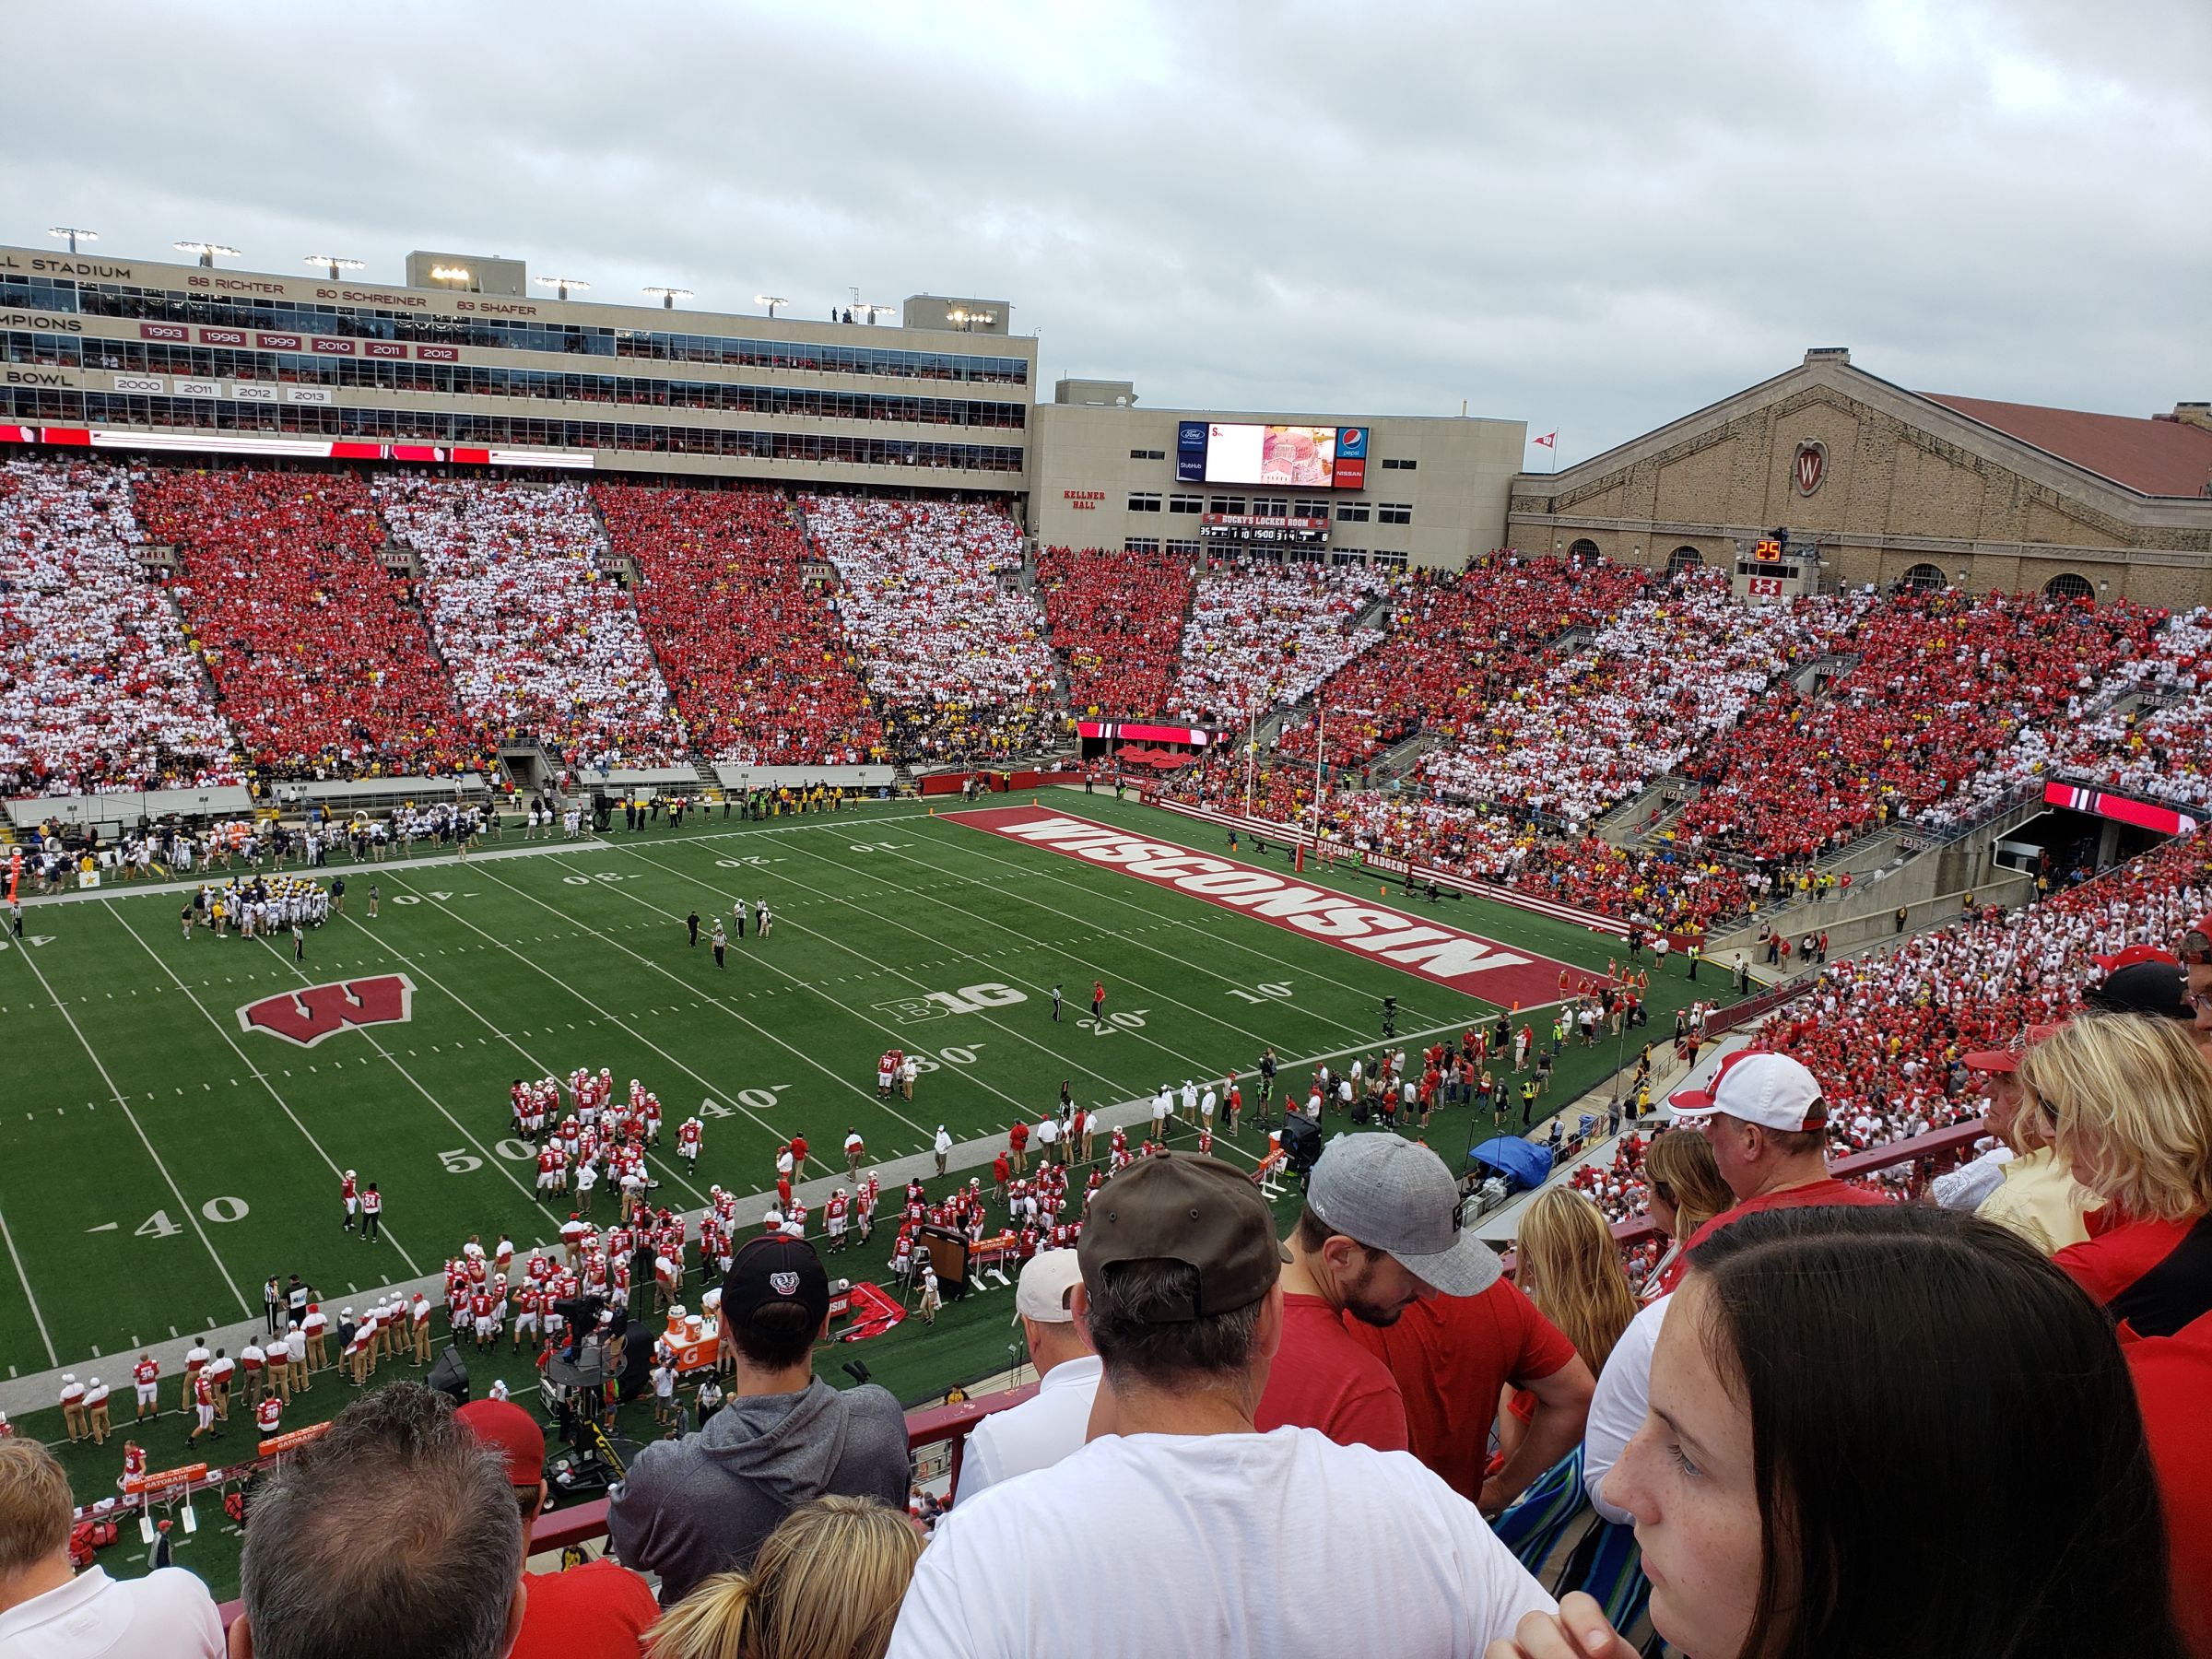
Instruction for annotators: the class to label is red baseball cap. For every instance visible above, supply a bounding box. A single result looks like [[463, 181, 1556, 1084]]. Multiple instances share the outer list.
[[1962, 1023, 2062, 1075], [2181, 917, 2212, 967], [2090, 944, 2180, 974], [454, 1398, 546, 1487]]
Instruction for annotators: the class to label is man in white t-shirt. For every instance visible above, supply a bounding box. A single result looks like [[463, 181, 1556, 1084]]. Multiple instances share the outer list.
[[887, 1152, 1552, 1658], [0, 1437, 223, 1656], [957, 1252, 1100, 1500]]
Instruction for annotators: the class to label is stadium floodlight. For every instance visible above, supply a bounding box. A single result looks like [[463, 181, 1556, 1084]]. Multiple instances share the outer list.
[[306, 254, 366, 280], [754, 294, 789, 318], [429, 264, 474, 285], [856, 302, 896, 326], [47, 226, 98, 253], [947, 306, 997, 332], [535, 276, 592, 300], [641, 286, 693, 310], [173, 241, 242, 268]]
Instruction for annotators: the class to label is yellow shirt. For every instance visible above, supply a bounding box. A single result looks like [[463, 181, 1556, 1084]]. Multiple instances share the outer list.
[[1976, 1147, 2099, 1255]]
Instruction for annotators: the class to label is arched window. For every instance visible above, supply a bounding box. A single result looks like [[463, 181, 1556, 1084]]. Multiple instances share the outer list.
[[1665, 546, 1704, 577], [1566, 538, 1600, 561], [2042, 571, 2094, 602], [1901, 562, 1947, 593]]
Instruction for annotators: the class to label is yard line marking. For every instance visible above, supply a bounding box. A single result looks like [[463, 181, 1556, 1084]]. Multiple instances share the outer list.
[[466, 864, 946, 1137], [920, 811, 1487, 1027], [618, 840, 1247, 1113], [102, 902, 426, 1279], [3, 935, 252, 1321], [0, 1205, 56, 1367], [224, 935, 542, 1214], [319, 904, 721, 1212]]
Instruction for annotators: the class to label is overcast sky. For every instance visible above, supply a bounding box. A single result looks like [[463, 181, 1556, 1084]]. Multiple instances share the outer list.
[[6, 0, 2206, 470]]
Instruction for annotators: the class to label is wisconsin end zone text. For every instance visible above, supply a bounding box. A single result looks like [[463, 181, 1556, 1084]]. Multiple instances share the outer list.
[[956, 807, 1572, 1007]]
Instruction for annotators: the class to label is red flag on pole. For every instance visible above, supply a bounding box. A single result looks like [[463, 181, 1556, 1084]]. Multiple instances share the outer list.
[[1533, 432, 1557, 448]]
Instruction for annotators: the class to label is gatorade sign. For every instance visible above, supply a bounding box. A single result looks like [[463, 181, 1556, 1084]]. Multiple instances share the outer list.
[[956, 807, 1571, 1006]]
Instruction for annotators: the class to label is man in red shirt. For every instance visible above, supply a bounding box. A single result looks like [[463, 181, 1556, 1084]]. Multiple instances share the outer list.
[[456, 1398, 658, 1659], [1007, 1118, 1030, 1176], [1657, 1050, 1887, 1294], [1254, 1134, 1500, 1452], [1345, 1276, 1594, 1511]]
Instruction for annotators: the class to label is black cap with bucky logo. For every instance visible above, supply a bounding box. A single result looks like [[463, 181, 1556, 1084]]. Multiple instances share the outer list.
[[720, 1234, 830, 1332], [1077, 1151, 1288, 1322]]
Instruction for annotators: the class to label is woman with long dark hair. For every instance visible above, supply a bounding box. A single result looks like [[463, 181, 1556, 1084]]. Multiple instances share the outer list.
[[1485, 1205, 2183, 1659]]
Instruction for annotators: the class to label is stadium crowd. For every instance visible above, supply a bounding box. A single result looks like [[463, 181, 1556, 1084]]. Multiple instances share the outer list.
[[374, 478, 685, 771], [1418, 569, 1842, 830], [1036, 545, 1194, 720], [595, 483, 885, 765], [1675, 589, 2168, 860], [1167, 559, 1390, 727], [1931, 604, 2212, 824], [135, 467, 490, 782], [0, 458, 242, 796], [1275, 552, 1651, 772], [802, 495, 1058, 762]]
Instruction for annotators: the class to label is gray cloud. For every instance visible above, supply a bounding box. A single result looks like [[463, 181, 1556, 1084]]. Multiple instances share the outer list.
[[6, 0, 2206, 469]]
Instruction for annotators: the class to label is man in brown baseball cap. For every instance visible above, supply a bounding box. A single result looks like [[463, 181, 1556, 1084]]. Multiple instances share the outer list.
[[887, 1152, 1556, 1658]]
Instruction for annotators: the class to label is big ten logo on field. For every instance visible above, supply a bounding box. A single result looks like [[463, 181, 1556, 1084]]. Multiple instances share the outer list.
[[871, 982, 1027, 1024], [238, 974, 415, 1047]]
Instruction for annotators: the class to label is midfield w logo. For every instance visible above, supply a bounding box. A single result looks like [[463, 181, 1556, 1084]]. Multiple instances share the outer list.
[[237, 974, 416, 1047]]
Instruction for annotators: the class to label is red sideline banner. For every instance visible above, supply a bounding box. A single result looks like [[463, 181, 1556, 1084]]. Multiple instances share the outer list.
[[1144, 795, 1703, 951], [919, 769, 1082, 797], [953, 805, 1574, 1006]]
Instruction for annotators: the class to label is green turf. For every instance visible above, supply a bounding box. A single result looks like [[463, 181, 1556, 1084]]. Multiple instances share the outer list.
[[3, 789, 1734, 1596]]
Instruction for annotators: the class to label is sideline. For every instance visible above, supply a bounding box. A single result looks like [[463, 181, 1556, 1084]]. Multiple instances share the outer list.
[[12, 803, 940, 911], [0, 1011, 1474, 1418]]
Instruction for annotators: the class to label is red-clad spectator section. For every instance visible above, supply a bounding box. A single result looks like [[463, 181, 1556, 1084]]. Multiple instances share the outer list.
[[593, 482, 883, 765], [1168, 559, 1391, 727], [1163, 757, 1752, 934], [1037, 545, 1194, 720], [802, 494, 1056, 763], [1277, 553, 1651, 771], [134, 467, 486, 780], [0, 458, 242, 795], [374, 477, 685, 771], [1677, 589, 2167, 859], [1937, 605, 2212, 823]]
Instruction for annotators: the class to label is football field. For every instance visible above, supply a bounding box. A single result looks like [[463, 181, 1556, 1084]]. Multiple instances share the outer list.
[[0, 790, 1722, 1377]]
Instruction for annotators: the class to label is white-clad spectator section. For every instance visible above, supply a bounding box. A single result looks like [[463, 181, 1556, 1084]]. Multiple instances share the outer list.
[[1418, 570, 1847, 828], [1169, 560, 1390, 726], [373, 477, 684, 771], [801, 494, 1057, 761], [0, 457, 241, 795]]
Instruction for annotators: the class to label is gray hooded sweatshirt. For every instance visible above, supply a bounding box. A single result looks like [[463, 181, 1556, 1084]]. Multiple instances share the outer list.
[[606, 1377, 909, 1605]]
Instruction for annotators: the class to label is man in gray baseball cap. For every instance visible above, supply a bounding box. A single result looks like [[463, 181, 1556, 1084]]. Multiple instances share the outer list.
[[887, 1150, 1555, 1659], [1255, 1131, 1501, 1450]]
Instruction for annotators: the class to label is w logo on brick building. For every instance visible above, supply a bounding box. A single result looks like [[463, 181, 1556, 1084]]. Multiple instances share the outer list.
[[238, 974, 416, 1047], [1793, 440, 1828, 496]]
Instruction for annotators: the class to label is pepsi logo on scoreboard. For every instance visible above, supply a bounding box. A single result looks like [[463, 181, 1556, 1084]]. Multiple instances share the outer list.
[[1334, 426, 1368, 489]]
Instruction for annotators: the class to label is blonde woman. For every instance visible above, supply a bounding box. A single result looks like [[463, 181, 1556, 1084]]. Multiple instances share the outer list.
[[1637, 1129, 1735, 1301], [1500, 1187, 1640, 1468], [647, 1496, 923, 1659], [2017, 1012, 2212, 1316]]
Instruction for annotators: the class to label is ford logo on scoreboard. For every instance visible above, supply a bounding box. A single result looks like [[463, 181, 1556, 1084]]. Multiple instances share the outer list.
[[1177, 419, 1208, 483]]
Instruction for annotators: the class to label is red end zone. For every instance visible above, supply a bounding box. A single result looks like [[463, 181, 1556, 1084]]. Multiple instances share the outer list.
[[953, 806, 1574, 1008]]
